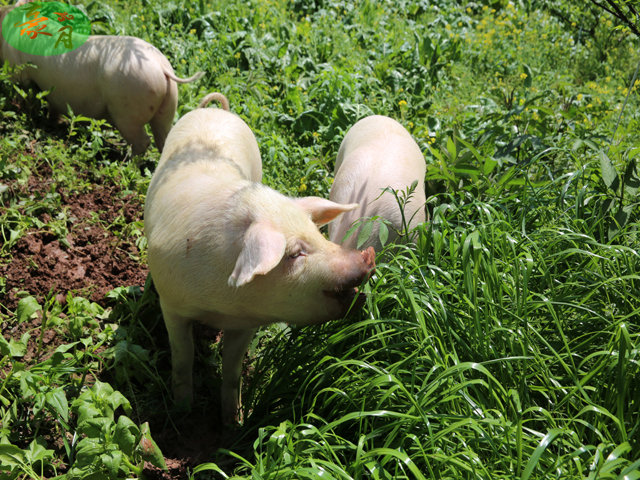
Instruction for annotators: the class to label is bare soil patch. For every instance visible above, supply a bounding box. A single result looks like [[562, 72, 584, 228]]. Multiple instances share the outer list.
[[1, 164, 147, 312]]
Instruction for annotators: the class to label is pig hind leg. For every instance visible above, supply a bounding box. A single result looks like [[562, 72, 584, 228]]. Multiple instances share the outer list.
[[149, 78, 178, 154], [108, 115, 151, 156], [163, 309, 195, 406], [221, 328, 256, 424]]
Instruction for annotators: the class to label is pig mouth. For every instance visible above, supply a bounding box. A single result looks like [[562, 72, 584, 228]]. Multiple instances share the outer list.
[[323, 281, 367, 311]]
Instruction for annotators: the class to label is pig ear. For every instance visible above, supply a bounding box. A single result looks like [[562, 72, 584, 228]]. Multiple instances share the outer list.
[[228, 222, 287, 288], [294, 197, 359, 226]]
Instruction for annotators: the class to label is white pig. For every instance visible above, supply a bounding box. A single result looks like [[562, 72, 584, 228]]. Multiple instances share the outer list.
[[144, 92, 376, 423], [0, 5, 203, 155], [329, 115, 426, 251]]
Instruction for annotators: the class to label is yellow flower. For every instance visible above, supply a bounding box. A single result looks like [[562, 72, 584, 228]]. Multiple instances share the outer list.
[[398, 100, 407, 106], [408, 121, 414, 128], [199, 49, 204, 53], [577, 94, 583, 102], [141, 15, 145, 21], [234, 52, 241, 59], [181, 59, 186, 64], [298, 184, 307, 192], [520, 73, 528, 80]]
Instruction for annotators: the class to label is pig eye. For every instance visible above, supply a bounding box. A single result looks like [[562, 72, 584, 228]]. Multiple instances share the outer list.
[[288, 246, 307, 260], [288, 242, 309, 262]]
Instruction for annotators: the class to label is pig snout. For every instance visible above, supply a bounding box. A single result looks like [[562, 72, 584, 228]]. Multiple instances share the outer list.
[[324, 246, 376, 315]]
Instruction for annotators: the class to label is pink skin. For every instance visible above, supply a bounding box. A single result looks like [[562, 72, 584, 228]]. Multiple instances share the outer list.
[[0, 5, 203, 155], [144, 96, 376, 424], [329, 115, 427, 251]]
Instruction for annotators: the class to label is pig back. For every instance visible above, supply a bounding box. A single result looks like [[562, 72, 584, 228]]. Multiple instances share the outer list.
[[335, 115, 416, 173], [329, 118, 426, 251], [154, 108, 262, 183]]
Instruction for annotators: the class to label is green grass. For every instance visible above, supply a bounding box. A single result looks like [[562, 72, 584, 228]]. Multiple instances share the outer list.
[[1, 0, 639, 478]]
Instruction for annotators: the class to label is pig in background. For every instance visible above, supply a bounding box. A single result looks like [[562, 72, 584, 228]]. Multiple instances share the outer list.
[[144, 92, 376, 424], [0, 4, 203, 155], [329, 115, 427, 252]]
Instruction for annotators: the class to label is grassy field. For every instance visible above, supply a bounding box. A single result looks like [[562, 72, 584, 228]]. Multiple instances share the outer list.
[[1, 0, 639, 478]]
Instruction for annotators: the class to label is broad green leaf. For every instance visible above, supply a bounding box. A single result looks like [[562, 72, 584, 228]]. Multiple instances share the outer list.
[[483, 157, 498, 176], [623, 159, 640, 197], [446, 136, 457, 160], [138, 423, 167, 472], [78, 417, 114, 439], [24, 437, 54, 466], [600, 151, 619, 192], [0, 444, 26, 469], [609, 205, 633, 240], [16, 296, 41, 324], [0, 336, 26, 357], [46, 388, 69, 423], [378, 222, 389, 247], [100, 450, 122, 480], [104, 390, 132, 417], [456, 137, 483, 163], [75, 403, 103, 425], [113, 416, 139, 457], [450, 163, 480, 175], [357, 221, 374, 249], [75, 437, 106, 458], [523, 64, 532, 87]]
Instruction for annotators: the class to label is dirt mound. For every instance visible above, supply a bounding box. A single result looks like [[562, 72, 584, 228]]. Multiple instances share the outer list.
[[1, 179, 147, 312]]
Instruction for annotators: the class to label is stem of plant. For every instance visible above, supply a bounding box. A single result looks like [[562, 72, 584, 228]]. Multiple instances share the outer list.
[[122, 456, 143, 476], [35, 297, 52, 361]]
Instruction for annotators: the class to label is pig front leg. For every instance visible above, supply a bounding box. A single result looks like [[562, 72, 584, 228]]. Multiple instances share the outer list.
[[163, 310, 195, 406], [221, 328, 256, 424]]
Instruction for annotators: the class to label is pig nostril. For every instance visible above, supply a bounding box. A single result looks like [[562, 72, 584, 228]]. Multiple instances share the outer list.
[[361, 246, 376, 267]]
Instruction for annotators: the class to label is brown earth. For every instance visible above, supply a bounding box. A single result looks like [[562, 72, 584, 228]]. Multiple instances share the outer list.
[[0, 159, 245, 478], [1, 163, 148, 312]]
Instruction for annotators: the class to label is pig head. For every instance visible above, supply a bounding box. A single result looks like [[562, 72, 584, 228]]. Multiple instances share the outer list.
[[0, 5, 203, 155], [329, 115, 427, 252], [144, 94, 375, 423]]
